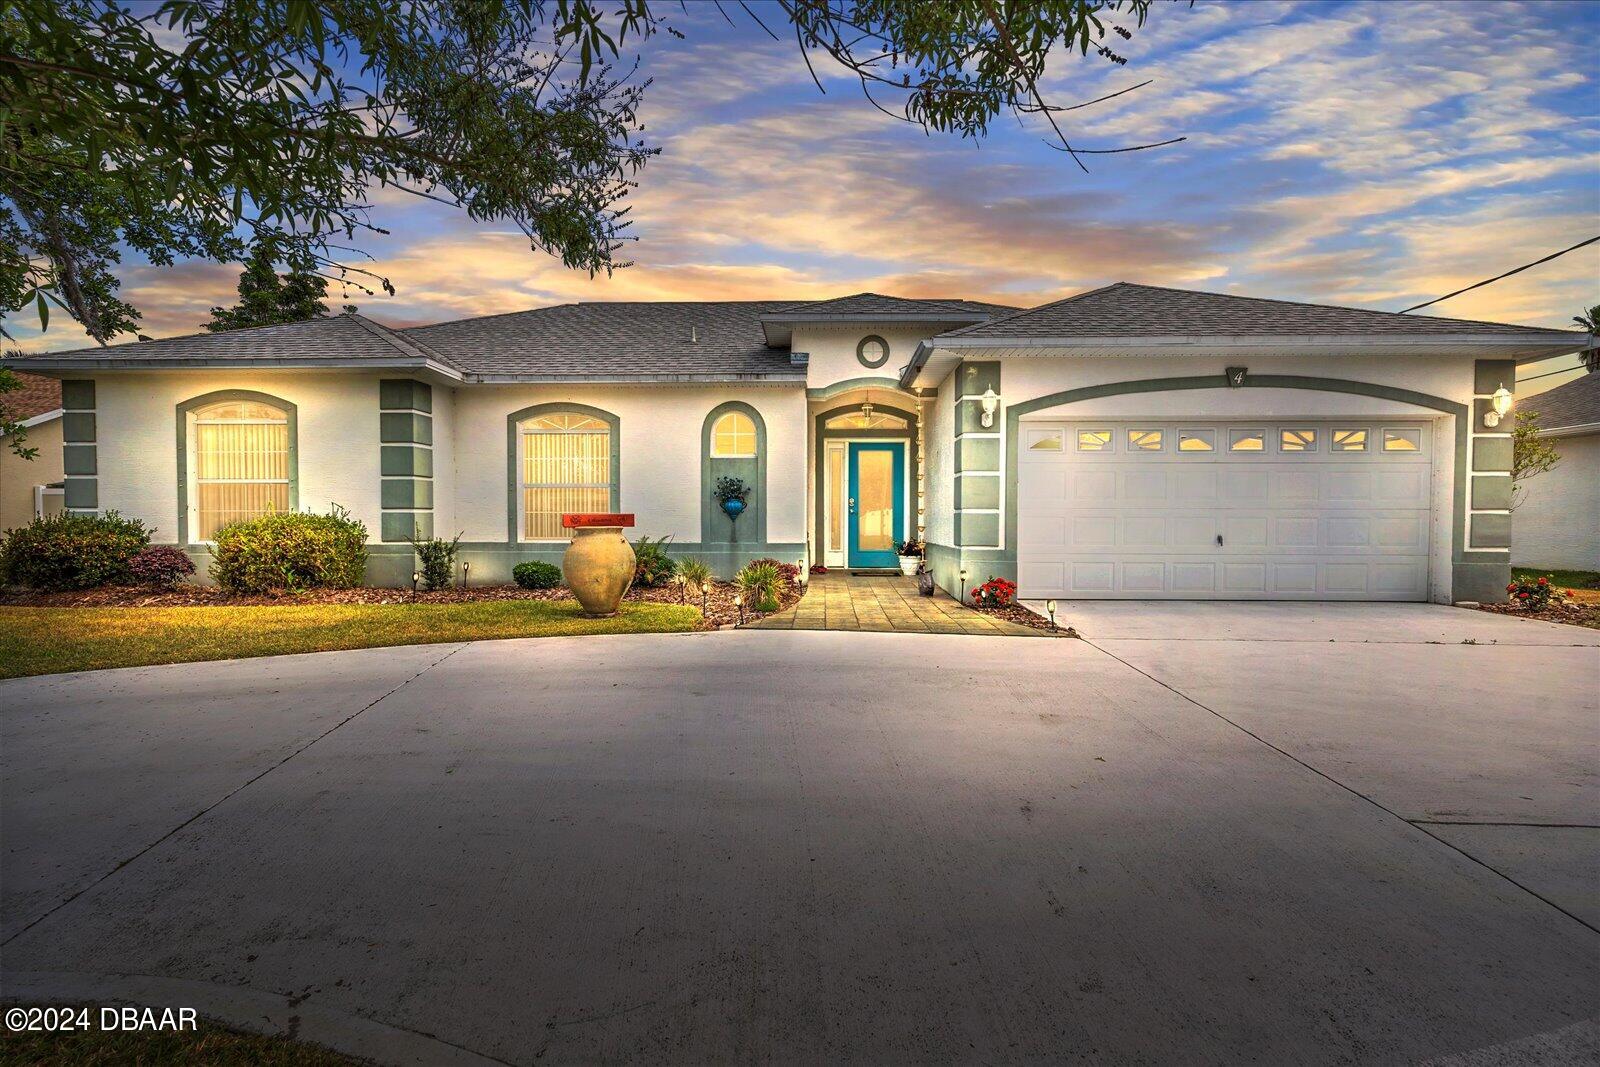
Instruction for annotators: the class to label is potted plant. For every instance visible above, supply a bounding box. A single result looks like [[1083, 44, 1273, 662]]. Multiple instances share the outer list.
[[714, 476, 750, 522], [896, 537, 924, 577]]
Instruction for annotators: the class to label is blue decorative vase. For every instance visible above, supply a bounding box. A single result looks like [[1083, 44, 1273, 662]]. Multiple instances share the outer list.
[[721, 497, 746, 520]]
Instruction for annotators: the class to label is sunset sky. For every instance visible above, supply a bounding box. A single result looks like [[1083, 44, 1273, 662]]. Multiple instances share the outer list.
[[12, 0, 1599, 391]]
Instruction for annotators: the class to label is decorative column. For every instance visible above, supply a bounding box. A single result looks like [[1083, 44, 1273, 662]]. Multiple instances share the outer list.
[[953, 361, 1002, 550], [379, 379, 433, 542], [61, 380, 97, 514], [1459, 359, 1515, 601]]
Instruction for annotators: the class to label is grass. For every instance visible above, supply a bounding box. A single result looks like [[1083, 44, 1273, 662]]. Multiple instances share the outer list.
[[0, 600, 701, 680], [0, 1020, 360, 1065], [1512, 566, 1600, 590]]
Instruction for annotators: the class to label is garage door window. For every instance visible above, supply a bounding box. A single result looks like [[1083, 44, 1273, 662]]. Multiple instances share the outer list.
[[1127, 429, 1163, 451], [1228, 429, 1266, 452], [1025, 428, 1063, 451], [1383, 428, 1422, 452], [1076, 429, 1112, 452], [1332, 428, 1367, 452], [1177, 429, 1214, 452], [1280, 428, 1318, 452]]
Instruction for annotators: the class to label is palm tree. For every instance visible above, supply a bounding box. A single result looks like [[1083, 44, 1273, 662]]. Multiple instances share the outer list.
[[1576, 304, 1600, 373]]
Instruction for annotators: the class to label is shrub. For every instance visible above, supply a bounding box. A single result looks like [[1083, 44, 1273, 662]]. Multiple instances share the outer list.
[[633, 534, 676, 587], [736, 560, 782, 612], [747, 556, 800, 585], [970, 576, 1018, 609], [1506, 574, 1562, 611], [128, 546, 196, 588], [0, 511, 151, 590], [411, 533, 461, 591], [675, 557, 711, 589], [513, 560, 562, 590], [210, 506, 368, 593]]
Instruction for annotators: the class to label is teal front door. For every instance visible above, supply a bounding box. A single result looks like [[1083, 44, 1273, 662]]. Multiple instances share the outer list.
[[847, 442, 905, 568]]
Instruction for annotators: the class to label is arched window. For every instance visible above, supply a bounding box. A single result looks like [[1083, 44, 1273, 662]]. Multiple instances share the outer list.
[[710, 411, 758, 458], [187, 398, 290, 541], [518, 411, 612, 540], [825, 410, 908, 431]]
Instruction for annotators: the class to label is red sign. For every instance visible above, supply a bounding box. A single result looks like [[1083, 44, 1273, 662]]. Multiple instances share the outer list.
[[561, 513, 636, 529]]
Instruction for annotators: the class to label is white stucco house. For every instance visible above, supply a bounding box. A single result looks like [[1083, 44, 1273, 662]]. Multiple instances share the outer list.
[[1512, 370, 1600, 572], [5, 283, 1591, 603]]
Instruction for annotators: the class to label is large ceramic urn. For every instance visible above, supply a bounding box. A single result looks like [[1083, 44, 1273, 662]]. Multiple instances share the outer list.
[[560, 513, 637, 617]]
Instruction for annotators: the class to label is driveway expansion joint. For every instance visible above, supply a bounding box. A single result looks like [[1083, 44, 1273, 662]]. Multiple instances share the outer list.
[[1078, 636, 1600, 938], [1, 642, 468, 948]]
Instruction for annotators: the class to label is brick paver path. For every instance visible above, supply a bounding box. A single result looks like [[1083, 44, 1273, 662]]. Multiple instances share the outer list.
[[749, 572, 1044, 636]]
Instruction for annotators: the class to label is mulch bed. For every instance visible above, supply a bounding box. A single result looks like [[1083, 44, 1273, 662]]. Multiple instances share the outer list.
[[0, 579, 803, 630], [965, 599, 1077, 635], [1475, 601, 1600, 630]]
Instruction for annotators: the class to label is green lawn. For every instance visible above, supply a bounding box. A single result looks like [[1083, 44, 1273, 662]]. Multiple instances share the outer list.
[[1512, 566, 1600, 590], [0, 600, 701, 680], [0, 1020, 359, 1065]]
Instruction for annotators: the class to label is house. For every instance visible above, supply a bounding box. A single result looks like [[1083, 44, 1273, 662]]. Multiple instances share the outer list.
[[4, 283, 1590, 603], [1511, 370, 1600, 571], [0, 371, 65, 531]]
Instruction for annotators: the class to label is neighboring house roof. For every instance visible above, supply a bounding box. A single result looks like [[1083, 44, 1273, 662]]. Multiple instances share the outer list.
[[3, 371, 62, 424], [406, 300, 804, 380], [943, 282, 1578, 339], [1521, 372, 1600, 435]]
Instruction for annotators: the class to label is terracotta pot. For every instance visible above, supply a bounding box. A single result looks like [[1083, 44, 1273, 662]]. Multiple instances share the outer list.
[[562, 527, 636, 617]]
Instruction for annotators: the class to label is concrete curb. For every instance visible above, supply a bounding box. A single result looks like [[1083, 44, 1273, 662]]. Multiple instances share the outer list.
[[4, 971, 507, 1066]]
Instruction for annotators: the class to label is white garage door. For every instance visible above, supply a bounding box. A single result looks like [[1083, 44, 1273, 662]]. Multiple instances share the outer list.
[[1017, 421, 1434, 600]]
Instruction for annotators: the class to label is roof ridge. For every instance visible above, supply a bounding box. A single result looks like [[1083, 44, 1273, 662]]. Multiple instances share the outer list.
[[939, 281, 1127, 337], [344, 312, 460, 368]]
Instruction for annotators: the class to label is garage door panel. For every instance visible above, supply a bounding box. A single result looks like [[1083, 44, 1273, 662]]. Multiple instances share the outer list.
[[1017, 419, 1434, 601]]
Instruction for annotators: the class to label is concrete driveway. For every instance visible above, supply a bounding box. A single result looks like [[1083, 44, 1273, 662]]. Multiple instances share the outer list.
[[2, 605, 1597, 1064]]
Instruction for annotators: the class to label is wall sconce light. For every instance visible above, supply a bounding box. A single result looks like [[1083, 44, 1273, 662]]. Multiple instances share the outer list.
[[979, 387, 1000, 428], [1484, 384, 1514, 427], [1045, 599, 1058, 631]]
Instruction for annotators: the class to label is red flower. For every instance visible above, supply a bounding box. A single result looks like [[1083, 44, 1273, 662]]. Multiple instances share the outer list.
[[1506, 583, 1516, 592], [1517, 592, 1528, 599], [1538, 577, 1548, 585]]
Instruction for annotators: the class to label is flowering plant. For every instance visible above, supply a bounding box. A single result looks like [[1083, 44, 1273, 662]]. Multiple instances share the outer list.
[[896, 538, 924, 558], [1505, 574, 1564, 611], [970, 575, 1017, 609]]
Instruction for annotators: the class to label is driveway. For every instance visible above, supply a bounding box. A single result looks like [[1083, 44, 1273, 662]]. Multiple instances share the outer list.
[[2, 606, 1597, 1064]]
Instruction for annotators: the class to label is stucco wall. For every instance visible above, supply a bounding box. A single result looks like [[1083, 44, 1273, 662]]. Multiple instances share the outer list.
[[1513, 432, 1600, 570], [923, 367, 955, 546], [796, 326, 932, 390], [1, 417, 63, 531], [94, 370, 383, 545], [449, 384, 808, 547]]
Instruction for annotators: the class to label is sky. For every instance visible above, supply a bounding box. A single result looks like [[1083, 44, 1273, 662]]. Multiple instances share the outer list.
[[12, 0, 1600, 392]]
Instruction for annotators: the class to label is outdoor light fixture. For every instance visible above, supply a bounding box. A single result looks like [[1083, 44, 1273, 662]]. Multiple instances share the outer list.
[[1484, 383, 1514, 427], [734, 593, 744, 624], [959, 566, 969, 600], [700, 579, 710, 615], [411, 570, 420, 595], [1046, 599, 1058, 631], [979, 387, 1000, 428], [860, 395, 875, 423], [461, 560, 470, 589]]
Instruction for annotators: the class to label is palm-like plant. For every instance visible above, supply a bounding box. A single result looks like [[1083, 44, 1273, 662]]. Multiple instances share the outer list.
[[1576, 305, 1600, 372]]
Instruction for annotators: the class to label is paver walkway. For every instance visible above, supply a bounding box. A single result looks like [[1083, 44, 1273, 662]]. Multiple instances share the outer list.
[[749, 571, 1043, 635]]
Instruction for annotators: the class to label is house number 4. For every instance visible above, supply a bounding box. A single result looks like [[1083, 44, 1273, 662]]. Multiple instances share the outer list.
[[1225, 366, 1248, 388]]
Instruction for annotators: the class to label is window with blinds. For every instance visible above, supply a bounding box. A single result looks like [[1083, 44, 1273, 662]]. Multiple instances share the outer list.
[[520, 412, 611, 540], [191, 400, 290, 541]]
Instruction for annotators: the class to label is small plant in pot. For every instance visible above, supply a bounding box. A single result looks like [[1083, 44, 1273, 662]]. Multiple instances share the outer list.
[[896, 538, 924, 578], [714, 476, 750, 522]]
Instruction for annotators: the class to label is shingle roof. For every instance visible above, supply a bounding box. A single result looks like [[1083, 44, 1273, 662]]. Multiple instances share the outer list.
[[2, 371, 62, 422], [944, 282, 1577, 339], [1521, 372, 1600, 431], [766, 292, 1019, 319], [405, 301, 802, 379], [10, 313, 449, 367]]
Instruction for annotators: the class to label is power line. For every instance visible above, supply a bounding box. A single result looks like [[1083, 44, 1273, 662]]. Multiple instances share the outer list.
[[1397, 235, 1600, 314]]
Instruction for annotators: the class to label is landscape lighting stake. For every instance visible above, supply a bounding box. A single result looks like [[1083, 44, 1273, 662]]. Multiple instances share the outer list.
[[735, 594, 744, 624], [959, 566, 969, 601], [411, 571, 420, 595], [1046, 599, 1058, 630], [701, 579, 710, 616], [461, 560, 470, 589]]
